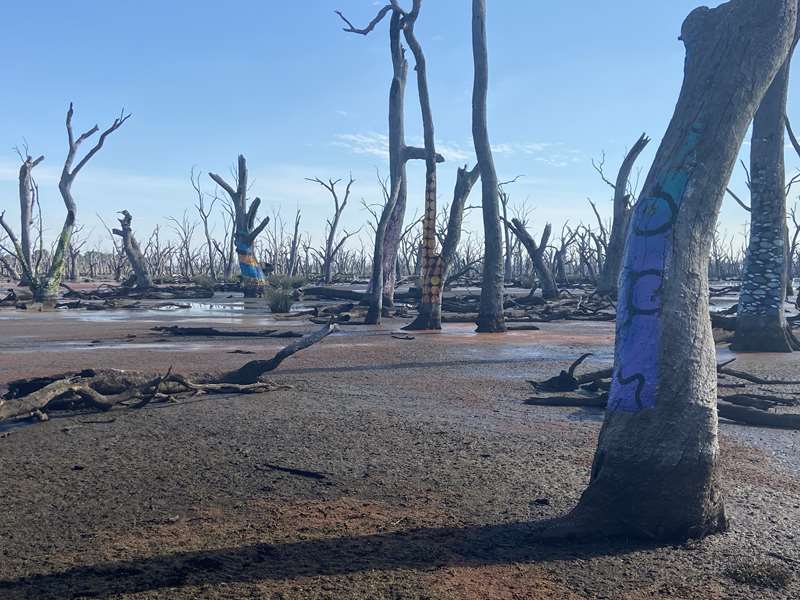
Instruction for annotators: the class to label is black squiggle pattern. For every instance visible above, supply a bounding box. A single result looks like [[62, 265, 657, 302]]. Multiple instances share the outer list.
[[633, 185, 678, 236]]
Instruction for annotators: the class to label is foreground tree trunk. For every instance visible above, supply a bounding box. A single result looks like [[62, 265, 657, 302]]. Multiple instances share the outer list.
[[472, 0, 506, 333], [536, 0, 797, 542], [112, 210, 153, 289], [210, 155, 269, 298], [734, 34, 800, 352], [595, 134, 651, 297]]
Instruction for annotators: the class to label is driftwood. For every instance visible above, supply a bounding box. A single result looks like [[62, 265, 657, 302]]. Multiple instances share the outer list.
[[61, 283, 214, 301], [153, 326, 279, 338], [0, 324, 337, 423]]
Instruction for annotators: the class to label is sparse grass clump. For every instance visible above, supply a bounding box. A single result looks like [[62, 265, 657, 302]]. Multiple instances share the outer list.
[[265, 275, 305, 313]]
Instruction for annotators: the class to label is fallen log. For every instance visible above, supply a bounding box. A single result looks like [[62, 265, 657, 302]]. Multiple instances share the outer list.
[[0, 324, 337, 423], [717, 402, 800, 430], [220, 323, 338, 384], [152, 326, 279, 338], [302, 287, 366, 302]]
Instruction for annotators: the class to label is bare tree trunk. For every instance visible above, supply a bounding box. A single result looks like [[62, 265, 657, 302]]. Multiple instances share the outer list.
[[366, 179, 402, 324], [735, 34, 800, 351], [210, 155, 270, 298], [441, 165, 481, 284], [508, 220, 558, 299], [18, 154, 44, 282], [537, 0, 796, 542], [402, 1, 444, 331], [472, 0, 505, 333], [287, 209, 301, 277], [596, 134, 650, 297], [113, 211, 153, 289]]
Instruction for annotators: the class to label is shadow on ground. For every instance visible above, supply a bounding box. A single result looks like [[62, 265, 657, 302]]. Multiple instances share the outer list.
[[0, 521, 656, 599]]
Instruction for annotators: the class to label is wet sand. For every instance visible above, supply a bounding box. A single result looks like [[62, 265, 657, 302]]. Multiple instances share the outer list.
[[0, 299, 799, 599]]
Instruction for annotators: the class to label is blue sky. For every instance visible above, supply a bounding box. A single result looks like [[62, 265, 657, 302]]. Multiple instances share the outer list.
[[1, 1, 797, 250]]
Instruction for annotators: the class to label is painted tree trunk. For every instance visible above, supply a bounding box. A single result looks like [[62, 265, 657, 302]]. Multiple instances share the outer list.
[[541, 0, 797, 542], [596, 134, 650, 297], [473, 0, 506, 333], [734, 43, 799, 352], [402, 3, 443, 331], [210, 156, 269, 299], [236, 236, 266, 298]]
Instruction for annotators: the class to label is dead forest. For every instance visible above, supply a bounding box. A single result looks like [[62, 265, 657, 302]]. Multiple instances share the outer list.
[[3, 1, 800, 599]]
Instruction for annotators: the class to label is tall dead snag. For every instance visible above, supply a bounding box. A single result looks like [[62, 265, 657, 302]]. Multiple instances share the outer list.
[[191, 168, 218, 281], [595, 134, 651, 297], [306, 176, 357, 284], [209, 155, 270, 297], [507, 219, 558, 300], [335, 5, 444, 309], [535, 0, 797, 542], [17, 151, 45, 282], [441, 165, 482, 284], [286, 209, 302, 277], [400, 0, 445, 331], [472, 0, 506, 333], [366, 178, 402, 324], [0, 104, 130, 303], [112, 211, 153, 288], [734, 31, 800, 351]]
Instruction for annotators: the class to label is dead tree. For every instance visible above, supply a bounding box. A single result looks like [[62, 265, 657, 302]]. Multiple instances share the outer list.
[[594, 134, 651, 297], [398, 1, 445, 331], [112, 211, 153, 288], [735, 30, 800, 351], [66, 225, 88, 282], [441, 165, 482, 284], [473, 0, 506, 333], [16, 149, 45, 282], [366, 177, 402, 324], [286, 209, 302, 277], [191, 168, 218, 280], [336, 4, 444, 308], [535, 0, 797, 542], [0, 104, 130, 303], [507, 219, 558, 299], [306, 176, 357, 284], [554, 224, 578, 285], [209, 155, 269, 297]]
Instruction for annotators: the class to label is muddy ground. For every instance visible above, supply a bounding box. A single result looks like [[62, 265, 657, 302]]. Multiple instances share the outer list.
[[1, 296, 799, 599]]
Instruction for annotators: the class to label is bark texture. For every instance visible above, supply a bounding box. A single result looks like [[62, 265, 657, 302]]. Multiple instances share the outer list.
[[472, 0, 506, 333], [540, 0, 797, 542]]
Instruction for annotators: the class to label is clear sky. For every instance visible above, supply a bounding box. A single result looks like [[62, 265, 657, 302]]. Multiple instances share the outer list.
[[1, 1, 798, 251]]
